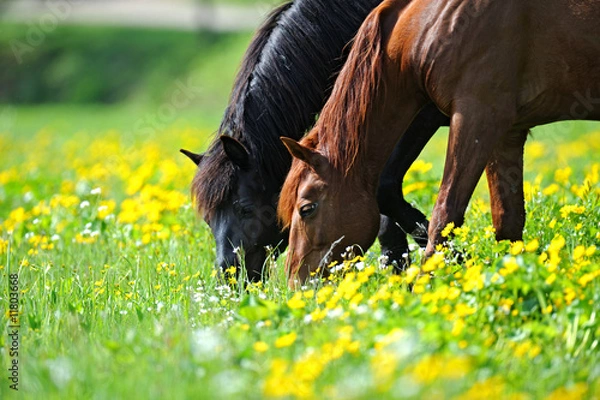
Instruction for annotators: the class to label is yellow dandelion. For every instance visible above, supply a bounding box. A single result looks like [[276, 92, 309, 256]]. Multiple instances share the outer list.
[[499, 257, 519, 276], [253, 341, 269, 353], [455, 303, 477, 317], [510, 241, 524, 255], [542, 183, 560, 196], [404, 265, 421, 284], [422, 252, 445, 272], [525, 239, 539, 252], [275, 332, 297, 348], [452, 318, 465, 336], [545, 273, 557, 285], [287, 292, 307, 310], [585, 245, 596, 257], [441, 222, 455, 238], [554, 167, 572, 185]]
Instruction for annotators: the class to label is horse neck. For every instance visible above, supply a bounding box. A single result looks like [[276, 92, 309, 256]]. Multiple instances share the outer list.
[[348, 89, 425, 191]]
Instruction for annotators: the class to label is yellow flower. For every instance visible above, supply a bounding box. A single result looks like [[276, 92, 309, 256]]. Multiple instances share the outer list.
[[225, 266, 236, 275], [548, 235, 565, 266], [0, 238, 9, 255], [97, 200, 116, 219], [422, 252, 445, 272], [410, 355, 471, 384], [564, 288, 577, 305], [528, 345, 542, 359], [316, 286, 334, 305], [263, 359, 292, 397], [573, 245, 586, 261], [452, 318, 465, 336], [510, 241, 524, 255], [458, 376, 506, 400], [455, 303, 477, 317], [585, 245, 596, 257], [559, 204, 585, 219], [542, 183, 560, 196], [542, 305, 553, 314], [462, 264, 484, 292], [527, 141, 546, 160], [441, 222, 455, 238], [499, 257, 519, 276], [404, 265, 421, 284], [499, 298, 514, 314], [545, 273, 557, 285], [554, 167, 572, 185], [407, 159, 433, 174], [403, 182, 427, 194], [578, 270, 600, 288], [287, 292, 307, 310], [525, 239, 539, 252], [253, 341, 269, 353], [546, 383, 588, 400], [275, 332, 297, 348]]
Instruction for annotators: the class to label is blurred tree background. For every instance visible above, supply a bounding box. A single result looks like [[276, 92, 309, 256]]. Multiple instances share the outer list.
[[0, 0, 282, 131]]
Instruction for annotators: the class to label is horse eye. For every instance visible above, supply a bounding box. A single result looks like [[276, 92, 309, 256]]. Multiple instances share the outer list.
[[234, 202, 254, 218], [239, 208, 253, 217], [299, 203, 318, 218]]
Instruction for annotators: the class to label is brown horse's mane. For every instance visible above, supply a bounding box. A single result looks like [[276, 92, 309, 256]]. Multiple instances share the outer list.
[[278, 7, 386, 228]]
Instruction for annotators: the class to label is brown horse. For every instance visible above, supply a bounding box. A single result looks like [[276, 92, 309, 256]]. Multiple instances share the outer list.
[[278, 0, 600, 285]]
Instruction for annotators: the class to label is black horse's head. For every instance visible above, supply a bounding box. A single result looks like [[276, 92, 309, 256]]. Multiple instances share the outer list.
[[181, 136, 287, 282]]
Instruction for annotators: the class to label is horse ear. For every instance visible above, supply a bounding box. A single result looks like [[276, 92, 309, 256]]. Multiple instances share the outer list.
[[180, 149, 203, 165], [280, 137, 326, 174], [220, 135, 250, 169]]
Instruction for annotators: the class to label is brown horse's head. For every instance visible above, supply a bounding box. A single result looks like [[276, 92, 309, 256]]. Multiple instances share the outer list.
[[278, 137, 380, 287]]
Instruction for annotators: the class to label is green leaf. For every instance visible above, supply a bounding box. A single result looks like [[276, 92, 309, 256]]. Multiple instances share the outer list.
[[238, 295, 278, 322]]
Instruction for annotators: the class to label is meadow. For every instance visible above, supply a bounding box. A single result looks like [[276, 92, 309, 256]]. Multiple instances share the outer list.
[[0, 103, 599, 399], [1, 24, 600, 398]]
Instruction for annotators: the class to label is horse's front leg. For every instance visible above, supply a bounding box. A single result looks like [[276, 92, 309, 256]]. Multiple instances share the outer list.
[[426, 100, 515, 256], [485, 129, 528, 241], [377, 215, 410, 272], [377, 103, 448, 248]]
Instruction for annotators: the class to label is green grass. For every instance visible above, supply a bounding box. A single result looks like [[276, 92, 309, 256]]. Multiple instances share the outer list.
[[0, 108, 599, 399]]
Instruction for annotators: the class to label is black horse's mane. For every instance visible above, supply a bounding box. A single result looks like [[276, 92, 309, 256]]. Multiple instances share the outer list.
[[193, 0, 381, 217]]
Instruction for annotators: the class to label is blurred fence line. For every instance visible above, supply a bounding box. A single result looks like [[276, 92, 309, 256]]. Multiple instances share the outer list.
[[1, 0, 271, 32]]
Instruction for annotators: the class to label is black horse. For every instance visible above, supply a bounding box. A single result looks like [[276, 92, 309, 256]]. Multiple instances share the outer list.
[[181, 0, 449, 281]]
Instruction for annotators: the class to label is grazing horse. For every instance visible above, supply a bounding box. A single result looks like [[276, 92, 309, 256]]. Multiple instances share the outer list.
[[181, 0, 449, 281], [279, 0, 600, 285]]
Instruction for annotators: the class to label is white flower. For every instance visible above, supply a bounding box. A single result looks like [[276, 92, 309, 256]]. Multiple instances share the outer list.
[[327, 307, 344, 319], [208, 295, 219, 303], [90, 187, 102, 195], [45, 357, 73, 389], [23, 192, 34, 202], [191, 328, 222, 361]]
